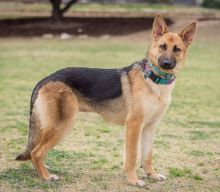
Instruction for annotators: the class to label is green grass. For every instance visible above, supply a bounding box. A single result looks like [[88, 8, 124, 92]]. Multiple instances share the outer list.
[[169, 167, 203, 181], [169, 167, 192, 177], [0, 35, 220, 191], [193, 174, 203, 181], [0, 2, 214, 14]]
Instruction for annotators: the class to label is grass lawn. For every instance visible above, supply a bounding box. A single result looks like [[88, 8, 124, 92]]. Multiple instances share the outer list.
[[0, 36, 220, 191]]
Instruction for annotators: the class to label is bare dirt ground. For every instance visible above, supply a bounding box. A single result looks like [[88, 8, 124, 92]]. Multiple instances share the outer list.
[[0, 17, 172, 37], [0, 15, 219, 43]]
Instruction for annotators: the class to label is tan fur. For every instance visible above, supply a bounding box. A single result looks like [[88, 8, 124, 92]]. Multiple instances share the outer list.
[[18, 15, 196, 186], [122, 15, 196, 185], [31, 82, 78, 181]]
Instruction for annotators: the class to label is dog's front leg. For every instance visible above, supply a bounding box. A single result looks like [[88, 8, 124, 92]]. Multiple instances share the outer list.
[[124, 116, 145, 187], [141, 124, 166, 181]]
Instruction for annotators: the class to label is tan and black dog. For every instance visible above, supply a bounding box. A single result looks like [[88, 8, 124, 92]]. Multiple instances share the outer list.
[[16, 15, 196, 187]]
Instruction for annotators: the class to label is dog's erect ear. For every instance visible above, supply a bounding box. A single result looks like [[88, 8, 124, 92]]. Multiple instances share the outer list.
[[179, 22, 196, 47], [152, 14, 168, 41]]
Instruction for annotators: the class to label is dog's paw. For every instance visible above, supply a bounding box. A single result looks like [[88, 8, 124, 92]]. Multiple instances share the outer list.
[[45, 174, 60, 182], [128, 179, 145, 187], [147, 173, 166, 181], [136, 179, 146, 187]]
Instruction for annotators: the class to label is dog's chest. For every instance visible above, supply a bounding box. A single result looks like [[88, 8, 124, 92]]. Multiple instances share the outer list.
[[141, 80, 173, 124]]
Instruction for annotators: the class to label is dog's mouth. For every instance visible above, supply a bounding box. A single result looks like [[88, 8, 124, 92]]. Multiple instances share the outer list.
[[158, 58, 176, 70]]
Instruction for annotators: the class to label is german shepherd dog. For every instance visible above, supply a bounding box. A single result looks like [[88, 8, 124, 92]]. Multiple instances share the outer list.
[[16, 15, 196, 187]]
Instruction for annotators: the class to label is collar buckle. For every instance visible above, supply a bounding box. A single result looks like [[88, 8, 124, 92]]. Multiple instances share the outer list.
[[164, 73, 173, 79], [155, 77, 161, 83]]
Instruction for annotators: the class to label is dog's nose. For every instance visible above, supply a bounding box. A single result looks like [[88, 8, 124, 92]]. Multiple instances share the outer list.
[[161, 59, 172, 69]]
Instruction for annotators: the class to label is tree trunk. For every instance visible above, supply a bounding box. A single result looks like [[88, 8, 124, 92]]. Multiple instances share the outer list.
[[50, 0, 78, 22], [50, 0, 63, 22]]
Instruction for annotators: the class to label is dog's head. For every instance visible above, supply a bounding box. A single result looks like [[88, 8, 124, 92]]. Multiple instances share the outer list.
[[148, 15, 196, 74]]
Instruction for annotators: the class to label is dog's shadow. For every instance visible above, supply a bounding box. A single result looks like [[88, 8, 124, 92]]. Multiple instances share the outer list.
[[0, 150, 90, 190], [0, 162, 67, 190]]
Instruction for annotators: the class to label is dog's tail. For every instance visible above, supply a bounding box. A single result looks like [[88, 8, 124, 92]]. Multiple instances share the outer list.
[[15, 106, 38, 161]]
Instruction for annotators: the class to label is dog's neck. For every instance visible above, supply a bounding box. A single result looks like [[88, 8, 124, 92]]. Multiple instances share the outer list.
[[143, 59, 176, 85], [141, 59, 175, 104]]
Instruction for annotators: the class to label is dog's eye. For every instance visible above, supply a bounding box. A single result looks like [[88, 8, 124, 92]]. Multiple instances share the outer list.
[[173, 45, 181, 52], [159, 44, 167, 51]]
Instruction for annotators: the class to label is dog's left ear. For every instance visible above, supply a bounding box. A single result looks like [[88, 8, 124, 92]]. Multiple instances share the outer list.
[[179, 22, 196, 47], [152, 14, 168, 41]]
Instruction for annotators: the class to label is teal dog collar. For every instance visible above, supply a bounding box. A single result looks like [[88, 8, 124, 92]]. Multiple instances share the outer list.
[[144, 61, 175, 85]]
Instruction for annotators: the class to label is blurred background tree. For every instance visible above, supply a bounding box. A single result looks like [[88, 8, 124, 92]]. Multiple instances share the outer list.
[[2, 0, 217, 23], [202, 0, 220, 9], [48, 0, 218, 22], [50, 0, 78, 21]]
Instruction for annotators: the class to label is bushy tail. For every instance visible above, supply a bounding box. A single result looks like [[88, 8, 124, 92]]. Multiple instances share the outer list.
[[15, 110, 37, 161], [15, 151, 31, 161]]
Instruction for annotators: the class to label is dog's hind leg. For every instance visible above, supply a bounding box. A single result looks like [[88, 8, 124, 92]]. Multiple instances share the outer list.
[[30, 82, 78, 181], [31, 123, 75, 181]]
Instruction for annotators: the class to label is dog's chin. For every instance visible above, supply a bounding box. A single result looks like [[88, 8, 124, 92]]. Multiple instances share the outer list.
[[159, 63, 176, 70], [159, 65, 176, 74]]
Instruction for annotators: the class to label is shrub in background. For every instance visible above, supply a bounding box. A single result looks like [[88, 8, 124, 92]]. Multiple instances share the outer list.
[[202, 0, 220, 9]]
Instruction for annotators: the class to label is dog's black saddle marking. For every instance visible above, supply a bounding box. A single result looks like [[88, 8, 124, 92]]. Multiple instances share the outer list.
[[36, 67, 125, 103], [56, 67, 122, 101]]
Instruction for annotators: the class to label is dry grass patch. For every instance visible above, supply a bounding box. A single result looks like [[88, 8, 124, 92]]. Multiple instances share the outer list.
[[0, 33, 219, 191]]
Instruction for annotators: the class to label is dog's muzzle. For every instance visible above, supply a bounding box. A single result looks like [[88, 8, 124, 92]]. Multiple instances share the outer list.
[[159, 58, 176, 70]]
